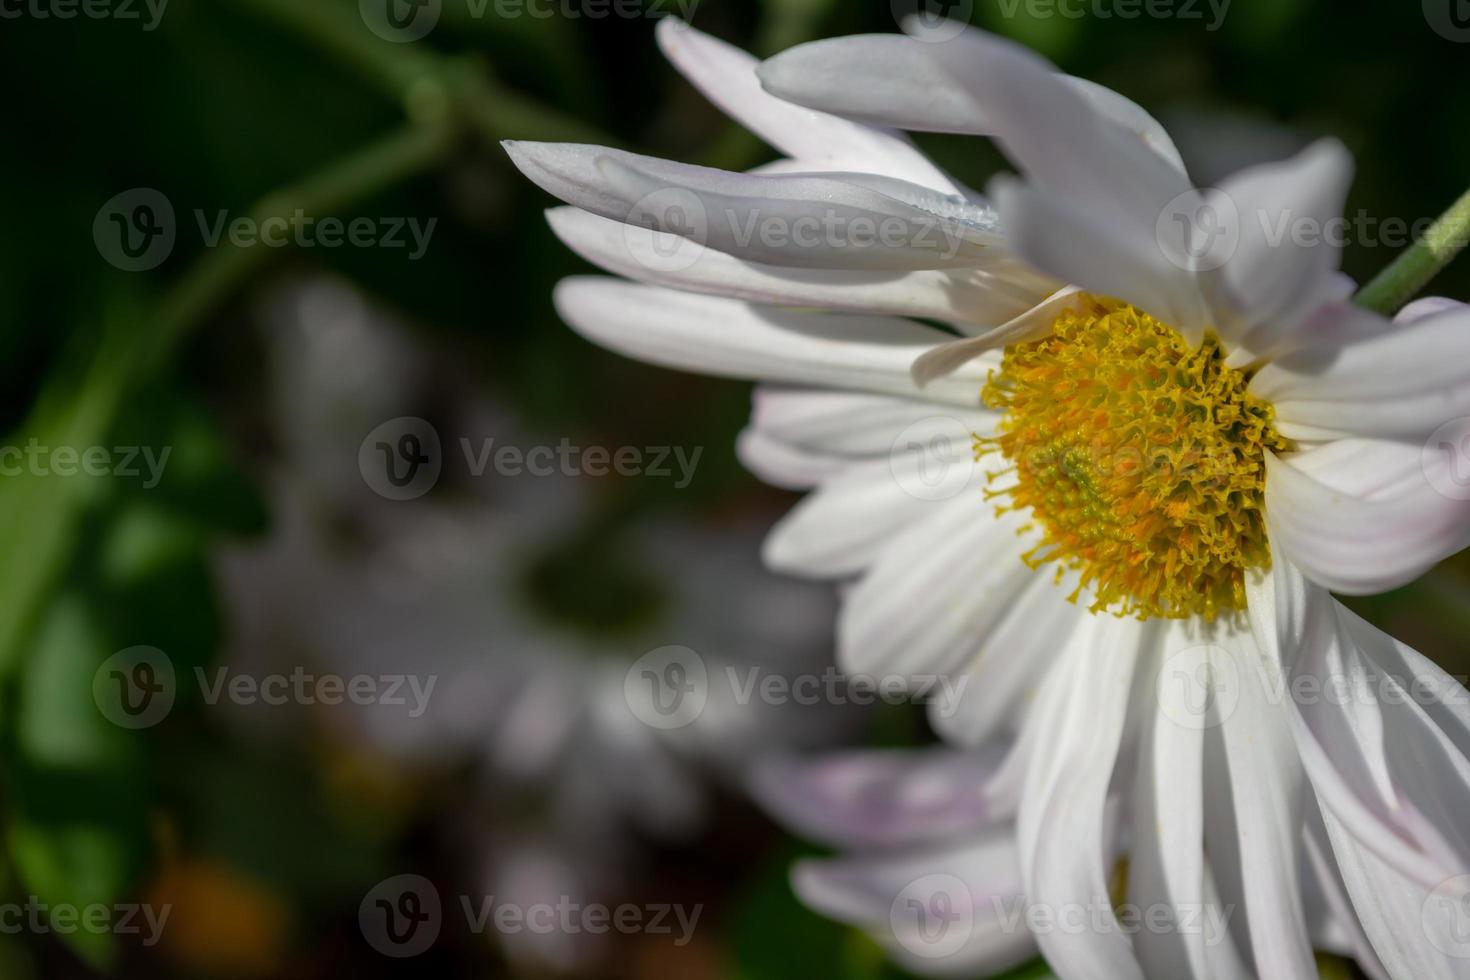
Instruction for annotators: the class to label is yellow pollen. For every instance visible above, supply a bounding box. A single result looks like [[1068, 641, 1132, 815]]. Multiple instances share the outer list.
[[978, 297, 1290, 621]]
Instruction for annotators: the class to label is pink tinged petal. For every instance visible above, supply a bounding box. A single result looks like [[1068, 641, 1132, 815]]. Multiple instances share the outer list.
[[911, 287, 1085, 385], [837, 503, 1034, 681], [1200, 625, 1318, 980], [1246, 562, 1470, 892], [1396, 296, 1469, 325], [505, 141, 997, 270], [1205, 139, 1355, 363], [734, 429, 844, 491], [1017, 615, 1148, 980], [654, 18, 959, 192], [792, 834, 1037, 979], [1264, 440, 1470, 594], [988, 177, 1211, 341], [1250, 302, 1470, 441], [750, 747, 1004, 850], [757, 33, 1185, 173], [927, 573, 1087, 749], [1128, 622, 1211, 980], [544, 206, 1051, 329], [551, 277, 990, 406]]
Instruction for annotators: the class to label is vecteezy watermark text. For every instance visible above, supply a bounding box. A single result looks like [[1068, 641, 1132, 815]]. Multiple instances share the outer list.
[[0, 897, 170, 947], [0, 0, 167, 29], [0, 440, 170, 488], [359, 0, 701, 43], [992, 0, 1230, 29], [358, 875, 701, 958]]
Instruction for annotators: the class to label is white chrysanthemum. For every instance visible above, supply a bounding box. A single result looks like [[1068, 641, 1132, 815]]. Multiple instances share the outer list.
[[507, 18, 1470, 980]]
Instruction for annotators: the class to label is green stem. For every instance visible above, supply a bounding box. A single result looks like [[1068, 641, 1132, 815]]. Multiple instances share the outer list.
[[1354, 185, 1470, 315]]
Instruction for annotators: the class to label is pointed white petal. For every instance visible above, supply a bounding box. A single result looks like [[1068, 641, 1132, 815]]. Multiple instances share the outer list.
[[552, 278, 989, 406], [734, 428, 845, 490], [656, 18, 958, 191], [911, 287, 1085, 385]]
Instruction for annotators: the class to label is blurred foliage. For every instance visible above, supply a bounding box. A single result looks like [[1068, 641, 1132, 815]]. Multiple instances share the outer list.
[[0, 0, 1462, 976]]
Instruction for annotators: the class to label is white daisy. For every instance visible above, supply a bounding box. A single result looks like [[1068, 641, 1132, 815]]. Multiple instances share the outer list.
[[507, 17, 1470, 980]]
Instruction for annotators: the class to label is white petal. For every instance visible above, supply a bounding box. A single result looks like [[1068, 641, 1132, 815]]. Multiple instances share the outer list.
[[750, 747, 1004, 849], [505, 142, 995, 270], [1199, 621, 1318, 980], [1206, 139, 1355, 362], [1251, 303, 1470, 441], [655, 18, 958, 192], [1129, 623, 1209, 980], [1396, 296, 1468, 325], [928, 573, 1086, 748], [545, 206, 1051, 328], [1318, 805, 1470, 980], [1265, 440, 1470, 594], [734, 428, 844, 490], [758, 32, 1184, 172], [989, 178, 1209, 338], [838, 502, 1034, 680], [552, 278, 989, 406], [1247, 561, 1470, 891], [1016, 615, 1147, 980], [751, 386, 998, 458]]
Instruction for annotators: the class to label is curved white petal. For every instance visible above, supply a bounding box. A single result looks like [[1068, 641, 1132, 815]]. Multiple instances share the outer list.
[[1251, 303, 1470, 441], [734, 428, 844, 490], [757, 32, 1184, 173], [838, 501, 1033, 680], [506, 142, 995, 270], [751, 746, 1004, 850], [751, 386, 998, 458], [552, 278, 989, 406], [1016, 614, 1147, 980], [1198, 621, 1318, 980], [928, 573, 1086, 748], [1246, 561, 1470, 893], [655, 18, 958, 192], [545, 206, 1050, 328], [1265, 440, 1470, 594], [1206, 139, 1355, 362], [911, 287, 1085, 385], [989, 178, 1209, 339]]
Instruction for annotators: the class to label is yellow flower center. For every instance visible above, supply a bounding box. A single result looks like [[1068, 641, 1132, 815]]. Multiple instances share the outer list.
[[979, 297, 1289, 621]]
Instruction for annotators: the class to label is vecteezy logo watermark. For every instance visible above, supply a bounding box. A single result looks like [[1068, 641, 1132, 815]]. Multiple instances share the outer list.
[[360, 875, 442, 958], [94, 189, 437, 272], [94, 188, 176, 272], [358, 417, 705, 501], [0, 898, 171, 946], [1425, 0, 1470, 42], [358, 876, 702, 958], [0, 440, 171, 488], [94, 646, 177, 730], [1156, 188, 1241, 273], [624, 646, 708, 730], [1423, 417, 1470, 502], [890, 416, 981, 501], [360, 0, 700, 43], [0, 0, 167, 29], [93, 648, 437, 729], [991, 0, 1231, 29], [1154, 643, 1240, 731], [1424, 875, 1470, 959], [891, 874, 975, 959], [894, 0, 974, 42], [360, 417, 444, 502]]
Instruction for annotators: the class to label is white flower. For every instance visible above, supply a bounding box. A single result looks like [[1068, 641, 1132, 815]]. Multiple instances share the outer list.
[[507, 17, 1470, 980]]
